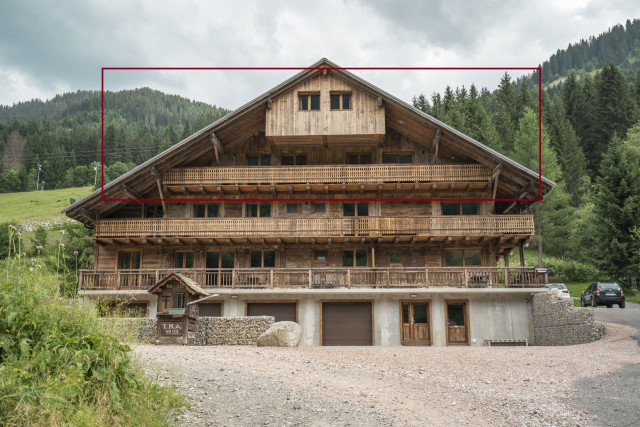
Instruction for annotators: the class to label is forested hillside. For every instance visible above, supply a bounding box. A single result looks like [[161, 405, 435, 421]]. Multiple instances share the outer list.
[[0, 88, 229, 192]]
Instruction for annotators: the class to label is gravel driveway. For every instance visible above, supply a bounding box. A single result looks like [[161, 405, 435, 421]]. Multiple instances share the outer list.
[[586, 302, 640, 343], [135, 324, 640, 426]]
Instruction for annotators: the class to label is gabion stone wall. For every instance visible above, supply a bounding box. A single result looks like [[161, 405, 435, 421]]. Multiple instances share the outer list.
[[532, 292, 605, 346], [195, 316, 275, 345], [98, 318, 157, 343]]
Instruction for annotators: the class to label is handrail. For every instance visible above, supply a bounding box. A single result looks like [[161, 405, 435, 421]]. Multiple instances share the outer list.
[[163, 164, 491, 185], [94, 215, 535, 238], [78, 266, 547, 291]]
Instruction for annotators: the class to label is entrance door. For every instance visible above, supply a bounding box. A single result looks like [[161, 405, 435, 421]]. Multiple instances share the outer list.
[[401, 302, 430, 345], [446, 301, 469, 345]]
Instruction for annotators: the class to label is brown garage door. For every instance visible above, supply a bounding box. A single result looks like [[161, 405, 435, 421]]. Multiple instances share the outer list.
[[322, 302, 372, 346], [199, 302, 222, 317], [247, 302, 297, 322]]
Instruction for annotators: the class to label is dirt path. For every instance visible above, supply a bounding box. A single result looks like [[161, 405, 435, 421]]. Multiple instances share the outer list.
[[135, 324, 640, 426]]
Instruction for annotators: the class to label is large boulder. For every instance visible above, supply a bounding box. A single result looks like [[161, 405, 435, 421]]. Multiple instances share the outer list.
[[256, 321, 302, 347]]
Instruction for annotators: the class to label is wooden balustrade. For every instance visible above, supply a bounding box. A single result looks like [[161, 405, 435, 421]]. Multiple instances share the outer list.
[[78, 266, 547, 291], [162, 164, 491, 185], [94, 215, 534, 238]]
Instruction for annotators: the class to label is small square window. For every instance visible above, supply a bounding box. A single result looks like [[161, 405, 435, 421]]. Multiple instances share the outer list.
[[315, 203, 325, 213], [390, 253, 402, 264], [314, 251, 326, 261], [330, 93, 351, 110], [299, 93, 320, 110], [287, 203, 298, 213]]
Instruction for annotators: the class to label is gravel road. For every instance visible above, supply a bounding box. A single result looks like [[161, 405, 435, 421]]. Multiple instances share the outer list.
[[135, 324, 640, 426], [586, 302, 640, 343]]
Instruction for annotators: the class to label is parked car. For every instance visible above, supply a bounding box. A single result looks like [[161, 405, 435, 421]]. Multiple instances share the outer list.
[[544, 283, 571, 298], [580, 282, 625, 308]]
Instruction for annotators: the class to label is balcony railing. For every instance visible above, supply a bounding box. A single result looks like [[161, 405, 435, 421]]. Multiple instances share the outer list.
[[94, 215, 534, 239], [78, 267, 547, 291], [162, 164, 491, 185]]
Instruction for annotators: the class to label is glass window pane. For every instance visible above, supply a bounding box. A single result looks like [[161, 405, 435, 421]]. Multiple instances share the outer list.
[[360, 154, 372, 164], [442, 203, 460, 215], [207, 204, 219, 218], [342, 94, 351, 109], [356, 249, 367, 266], [287, 203, 298, 213], [221, 252, 234, 269], [281, 155, 294, 166], [446, 251, 463, 266], [399, 154, 413, 164], [382, 154, 396, 164], [342, 250, 354, 267], [413, 304, 428, 323], [174, 252, 184, 268], [315, 203, 325, 213], [263, 251, 275, 267], [119, 252, 131, 269], [260, 203, 271, 217], [464, 250, 482, 266], [347, 154, 359, 164], [260, 155, 271, 166], [462, 202, 479, 215], [174, 293, 186, 309], [246, 204, 258, 217], [296, 155, 307, 165], [390, 253, 402, 264], [247, 156, 259, 166], [250, 251, 262, 267], [343, 203, 355, 216], [315, 251, 326, 261], [206, 251, 220, 269], [447, 304, 465, 326], [185, 252, 194, 268], [132, 252, 141, 269], [310, 94, 320, 110], [402, 304, 409, 323], [194, 204, 206, 218], [156, 206, 164, 218], [330, 94, 340, 110], [299, 95, 308, 110], [357, 202, 369, 216]]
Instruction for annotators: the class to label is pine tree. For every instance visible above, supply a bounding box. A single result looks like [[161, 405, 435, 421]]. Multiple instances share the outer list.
[[181, 121, 192, 140]]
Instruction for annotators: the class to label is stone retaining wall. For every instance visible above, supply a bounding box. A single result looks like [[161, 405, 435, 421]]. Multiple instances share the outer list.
[[195, 316, 275, 345], [98, 318, 157, 343], [532, 291, 605, 345]]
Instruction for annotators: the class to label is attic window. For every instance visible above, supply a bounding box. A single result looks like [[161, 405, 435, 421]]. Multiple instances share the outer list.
[[299, 93, 320, 110], [330, 93, 351, 110]]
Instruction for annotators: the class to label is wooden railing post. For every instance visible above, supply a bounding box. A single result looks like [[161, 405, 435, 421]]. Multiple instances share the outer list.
[[425, 268, 429, 288], [504, 267, 509, 288], [386, 269, 390, 288], [308, 269, 312, 288], [464, 268, 469, 288], [270, 269, 274, 289], [232, 269, 237, 289], [347, 270, 351, 288]]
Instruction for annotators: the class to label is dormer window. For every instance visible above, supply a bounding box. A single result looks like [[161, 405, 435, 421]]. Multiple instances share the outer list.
[[299, 93, 320, 110], [248, 154, 271, 166], [330, 92, 351, 110]]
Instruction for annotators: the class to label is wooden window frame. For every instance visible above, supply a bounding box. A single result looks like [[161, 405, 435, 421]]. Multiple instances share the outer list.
[[343, 202, 369, 217], [347, 152, 373, 164], [286, 202, 300, 214], [245, 202, 271, 218], [193, 203, 219, 218], [441, 201, 481, 216], [247, 154, 272, 166], [314, 202, 326, 214], [390, 252, 403, 266], [117, 250, 142, 270], [444, 248, 483, 267], [330, 92, 352, 110], [382, 152, 414, 164], [445, 300, 470, 346], [281, 154, 307, 166], [174, 251, 195, 269], [298, 92, 320, 111], [342, 249, 368, 267], [250, 250, 276, 268]]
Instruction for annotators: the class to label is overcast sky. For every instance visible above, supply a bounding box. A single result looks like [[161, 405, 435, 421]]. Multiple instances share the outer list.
[[0, 0, 637, 110]]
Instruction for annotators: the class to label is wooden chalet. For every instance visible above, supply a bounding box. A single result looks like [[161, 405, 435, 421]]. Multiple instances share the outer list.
[[65, 59, 554, 346]]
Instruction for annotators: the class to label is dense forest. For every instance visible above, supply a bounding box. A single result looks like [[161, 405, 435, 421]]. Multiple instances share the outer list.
[[0, 88, 229, 192]]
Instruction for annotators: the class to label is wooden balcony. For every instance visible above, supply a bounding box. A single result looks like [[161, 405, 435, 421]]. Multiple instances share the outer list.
[[162, 164, 491, 194], [78, 266, 547, 291], [93, 215, 534, 244]]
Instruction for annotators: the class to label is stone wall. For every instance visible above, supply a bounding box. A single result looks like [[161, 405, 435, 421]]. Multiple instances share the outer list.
[[98, 318, 157, 343], [532, 291, 605, 346], [195, 316, 275, 345]]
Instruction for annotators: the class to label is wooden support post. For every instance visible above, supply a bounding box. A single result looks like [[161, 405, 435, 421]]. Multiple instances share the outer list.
[[347, 270, 351, 288], [270, 269, 274, 289], [432, 129, 441, 163], [371, 247, 375, 268], [308, 269, 312, 288], [490, 163, 503, 213]]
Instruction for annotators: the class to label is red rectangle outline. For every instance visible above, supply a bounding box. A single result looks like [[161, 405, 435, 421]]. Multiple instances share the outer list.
[[101, 66, 542, 203]]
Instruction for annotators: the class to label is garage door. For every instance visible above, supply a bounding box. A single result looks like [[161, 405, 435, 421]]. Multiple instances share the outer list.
[[322, 302, 372, 346], [247, 302, 297, 322], [199, 302, 222, 317]]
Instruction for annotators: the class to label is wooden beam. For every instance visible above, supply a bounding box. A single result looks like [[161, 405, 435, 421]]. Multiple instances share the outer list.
[[266, 98, 273, 110], [377, 97, 383, 108], [150, 167, 167, 214], [120, 184, 141, 199], [210, 132, 225, 154], [490, 163, 502, 213], [503, 180, 537, 213], [432, 129, 441, 163]]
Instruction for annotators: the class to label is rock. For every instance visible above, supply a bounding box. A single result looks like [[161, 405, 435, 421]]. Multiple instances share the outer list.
[[256, 321, 302, 347]]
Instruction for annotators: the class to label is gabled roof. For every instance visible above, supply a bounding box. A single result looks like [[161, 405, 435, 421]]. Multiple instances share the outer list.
[[148, 273, 207, 296], [64, 58, 555, 224]]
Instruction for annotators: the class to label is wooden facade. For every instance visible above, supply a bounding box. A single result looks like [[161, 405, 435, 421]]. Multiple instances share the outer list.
[[67, 59, 554, 296]]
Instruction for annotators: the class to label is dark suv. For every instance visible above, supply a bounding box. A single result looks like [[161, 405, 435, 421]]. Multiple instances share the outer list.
[[581, 282, 625, 308]]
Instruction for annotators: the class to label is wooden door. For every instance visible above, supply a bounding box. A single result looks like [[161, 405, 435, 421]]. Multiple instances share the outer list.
[[401, 302, 430, 345], [445, 301, 469, 345]]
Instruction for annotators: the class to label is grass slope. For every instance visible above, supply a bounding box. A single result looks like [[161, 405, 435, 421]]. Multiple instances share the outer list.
[[0, 186, 92, 224]]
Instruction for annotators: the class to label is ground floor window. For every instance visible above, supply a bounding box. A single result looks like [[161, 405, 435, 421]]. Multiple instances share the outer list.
[[445, 249, 482, 266]]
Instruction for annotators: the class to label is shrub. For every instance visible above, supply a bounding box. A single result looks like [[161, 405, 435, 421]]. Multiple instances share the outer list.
[[544, 257, 600, 282]]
